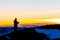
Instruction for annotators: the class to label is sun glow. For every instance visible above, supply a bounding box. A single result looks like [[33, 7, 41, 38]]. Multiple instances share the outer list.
[[45, 18, 60, 24], [19, 18, 60, 25]]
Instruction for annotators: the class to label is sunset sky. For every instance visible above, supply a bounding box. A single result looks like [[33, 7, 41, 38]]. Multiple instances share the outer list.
[[0, 0, 60, 26]]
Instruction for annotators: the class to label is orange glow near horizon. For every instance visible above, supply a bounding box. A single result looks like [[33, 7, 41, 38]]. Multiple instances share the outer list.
[[0, 18, 60, 26], [20, 18, 60, 24]]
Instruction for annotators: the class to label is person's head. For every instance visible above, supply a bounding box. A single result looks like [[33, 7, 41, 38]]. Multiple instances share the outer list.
[[15, 18, 17, 20]]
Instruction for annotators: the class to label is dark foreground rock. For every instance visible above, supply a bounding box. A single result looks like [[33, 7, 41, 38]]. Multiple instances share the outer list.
[[0, 28, 50, 40]]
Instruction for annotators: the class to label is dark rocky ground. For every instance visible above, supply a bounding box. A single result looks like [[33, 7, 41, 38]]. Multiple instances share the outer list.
[[0, 24, 60, 40], [0, 28, 50, 40]]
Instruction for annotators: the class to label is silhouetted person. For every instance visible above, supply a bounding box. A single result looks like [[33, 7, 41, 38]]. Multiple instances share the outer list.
[[14, 18, 19, 39], [14, 18, 19, 33]]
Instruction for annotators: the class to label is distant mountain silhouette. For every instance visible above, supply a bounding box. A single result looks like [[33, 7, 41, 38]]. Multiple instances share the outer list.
[[39, 24, 60, 29]]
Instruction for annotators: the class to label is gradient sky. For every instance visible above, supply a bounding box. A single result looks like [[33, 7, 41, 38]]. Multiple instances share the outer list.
[[0, 0, 60, 26]]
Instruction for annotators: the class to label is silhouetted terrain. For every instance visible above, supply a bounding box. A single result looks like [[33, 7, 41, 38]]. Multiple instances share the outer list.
[[0, 24, 60, 40], [39, 24, 60, 29], [0, 27, 50, 40]]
